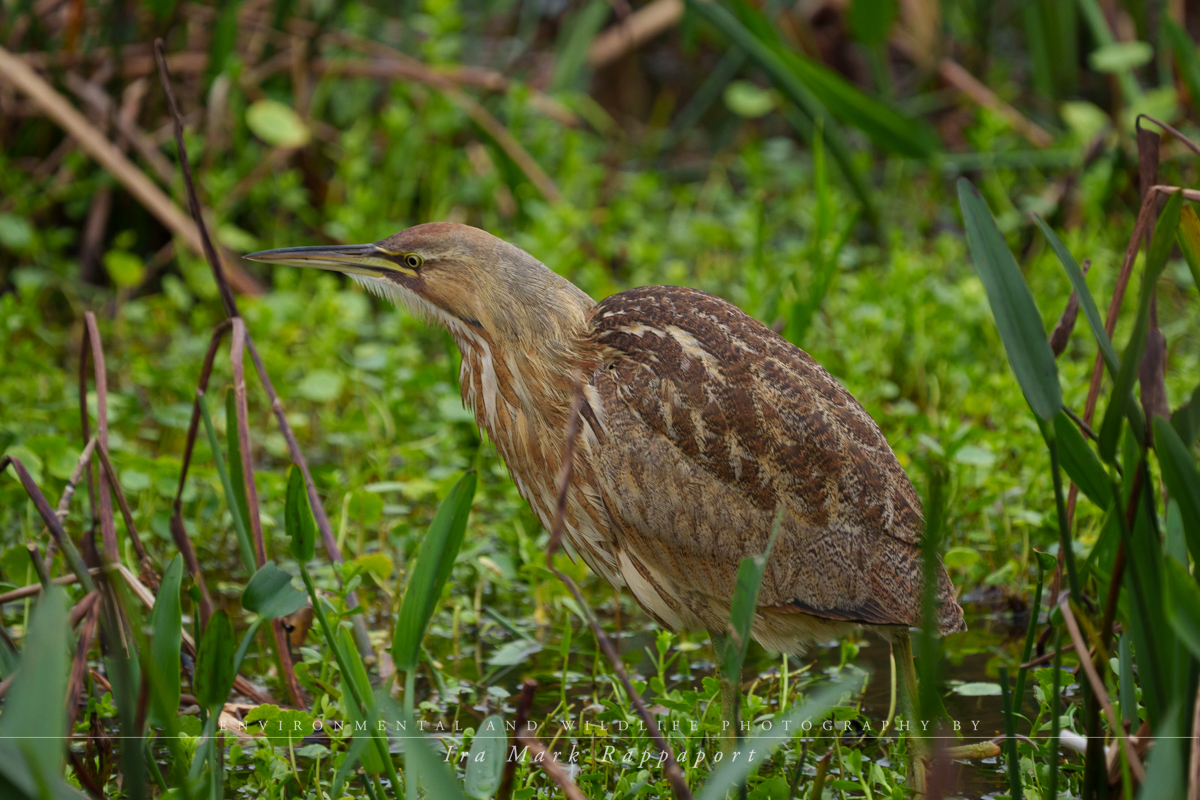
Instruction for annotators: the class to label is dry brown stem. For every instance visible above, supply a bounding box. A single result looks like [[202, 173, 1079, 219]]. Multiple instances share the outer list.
[[1059, 596, 1145, 783], [515, 730, 590, 800], [587, 0, 683, 69], [0, 571, 101, 605], [930, 58, 1053, 148], [0, 456, 95, 592], [0, 46, 262, 294], [153, 38, 374, 666], [79, 312, 117, 561], [114, 562, 273, 705]]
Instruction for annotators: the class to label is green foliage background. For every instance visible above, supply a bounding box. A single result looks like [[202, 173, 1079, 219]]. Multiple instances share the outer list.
[[2, 0, 1200, 796]]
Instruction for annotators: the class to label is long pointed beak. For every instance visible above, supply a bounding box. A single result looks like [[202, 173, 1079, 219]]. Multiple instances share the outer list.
[[244, 244, 411, 278]]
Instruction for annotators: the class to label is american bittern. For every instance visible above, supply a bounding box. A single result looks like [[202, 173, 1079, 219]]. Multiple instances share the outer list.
[[248, 223, 965, 774]]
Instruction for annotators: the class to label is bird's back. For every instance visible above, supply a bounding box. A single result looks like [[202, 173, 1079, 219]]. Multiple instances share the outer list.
[[577, 285, 965, 649]]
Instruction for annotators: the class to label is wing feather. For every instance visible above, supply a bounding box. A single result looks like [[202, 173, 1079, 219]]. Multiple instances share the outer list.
[[583, 286, 964, 634]]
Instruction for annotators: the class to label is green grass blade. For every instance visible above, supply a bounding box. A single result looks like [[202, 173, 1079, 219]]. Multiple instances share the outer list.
[[285, 465, 316, 563], [336, 626, 384, 774], [392, 470, 477, 673], [684, 0, 877, 222], [1153, 417, 1200, 568], [148, 554, 184, 727], [958, 178, 1062, 421], [1172, 382, 1200, 448], [1165, 19, 1200, 114], [1033, 214, 1119, 374], [552, 0, 610, 91], [232, 618, 262, 677], [392, 703, 470, 800], [721, 509, 784, 684], [1099, 190, 1183, 461], [464, 715, 505, 800], [697, 678, 847, 800], [206, 0, 242, 87], [1053, 411, 1112, 509], [331, 722, 372, 798], [198, 392, 256, 575], [997, 666, 1023, 800], [726, 0, 938, 157], [1138, 704, 1185, 799], [1164, 556, 1200, 660], [0, 586, 70, 794], [241, 561, 307, 620], [224, 388, 252, 547], [193, 610, 236, 712]]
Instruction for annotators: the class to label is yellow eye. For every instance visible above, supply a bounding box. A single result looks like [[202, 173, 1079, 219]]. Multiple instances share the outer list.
[[404, 253, 423, 269]]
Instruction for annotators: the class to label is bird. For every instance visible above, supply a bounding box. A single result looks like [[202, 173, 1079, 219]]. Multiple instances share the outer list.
[[247, 223, 965, 774]]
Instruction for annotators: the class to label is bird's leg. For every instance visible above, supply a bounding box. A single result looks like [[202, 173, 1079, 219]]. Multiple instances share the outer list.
[[893, 633, 928, 795]]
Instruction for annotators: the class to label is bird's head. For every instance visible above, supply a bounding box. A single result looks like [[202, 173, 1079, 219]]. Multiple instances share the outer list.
[[246, 222, 593, 348]]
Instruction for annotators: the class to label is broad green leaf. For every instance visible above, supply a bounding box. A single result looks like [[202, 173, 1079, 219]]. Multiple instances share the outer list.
[[242, 561, 308, 621], [148, 554, 183, 726], [193, 610, 236, 712], [393, 704, 470, 800], [103, 251, 145, 287], [0, 213, 34, 252], [1154, 417, 1200, 568], [721, 511, 783, 684], [392, 471, 477, 672], [285, 466, 316, 563], [487, 640, 542, 666], [697, 679, 846, 800], [1164, 557, 1200, 661], [246, 99, 310, 148], [1087, 41, 1152, 72], [354, 552, 394, 581], [198, 391, 256, 574], [1053, 411, 1112, 509], [243, 704, 316, 750], [1033, 215, 1119, 374], [1099, 190, 1183, 461], [464, 715, 505, 799], [336, 626, 383, 773], [1139, 705, 1185, 800], [296, 370, 344, 403], [958, 178, 1061, 420], [723, 81, 776, 118], [1166, 501, 1188, 565], [942, 546, 981, 569], [0, 740, 88, 800], [225, 388, 253, 548], [0, 587, 71, 792]]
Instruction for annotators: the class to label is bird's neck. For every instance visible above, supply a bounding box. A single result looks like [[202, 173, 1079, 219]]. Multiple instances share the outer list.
[[453, 286, 595, 480]]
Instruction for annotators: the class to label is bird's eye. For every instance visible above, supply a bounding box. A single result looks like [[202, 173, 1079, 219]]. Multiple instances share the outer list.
[[404, 253, 423, 269]]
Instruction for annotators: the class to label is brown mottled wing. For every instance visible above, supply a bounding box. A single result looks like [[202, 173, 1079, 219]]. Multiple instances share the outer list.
[[584, 286, 964, 634]]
